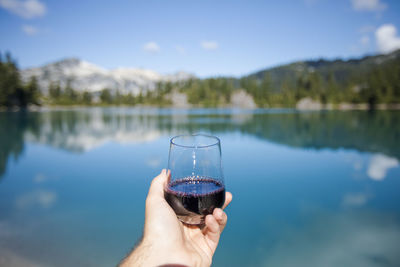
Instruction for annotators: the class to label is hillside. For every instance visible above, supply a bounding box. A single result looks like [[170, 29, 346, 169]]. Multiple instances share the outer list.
[[247, 49, 400, 94]]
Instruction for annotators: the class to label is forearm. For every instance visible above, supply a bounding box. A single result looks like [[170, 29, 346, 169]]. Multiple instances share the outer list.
[[118, 239, 196, 267], [119, 241, 153, 267]]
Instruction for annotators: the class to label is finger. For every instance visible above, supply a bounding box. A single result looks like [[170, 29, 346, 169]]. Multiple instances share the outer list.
[[222, 192, 233, 210], [147, 169, 169, 198], [213, 208, 228, 233], [204, 214, 220, 253]]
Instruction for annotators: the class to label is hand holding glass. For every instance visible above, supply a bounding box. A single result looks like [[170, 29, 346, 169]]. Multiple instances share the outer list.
[[164, 134, 226, 225]]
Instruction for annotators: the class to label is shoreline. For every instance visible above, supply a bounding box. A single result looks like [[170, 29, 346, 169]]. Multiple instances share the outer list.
[[297, 103, 400, 111], [1, 103, 400, 112]]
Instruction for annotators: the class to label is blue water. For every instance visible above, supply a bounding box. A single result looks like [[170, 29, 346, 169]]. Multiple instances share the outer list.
[[0, 108, 399, 267]]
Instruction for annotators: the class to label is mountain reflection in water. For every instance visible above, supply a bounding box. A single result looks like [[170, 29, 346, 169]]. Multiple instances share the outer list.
[[1, 108, 399, 178]]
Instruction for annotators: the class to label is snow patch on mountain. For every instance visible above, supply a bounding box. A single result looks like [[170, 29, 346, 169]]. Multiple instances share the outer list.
[[20, 58, 194, 95]]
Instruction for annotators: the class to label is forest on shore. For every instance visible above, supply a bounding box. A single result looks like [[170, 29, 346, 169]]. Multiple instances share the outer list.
[[1, 49, 399, 109]]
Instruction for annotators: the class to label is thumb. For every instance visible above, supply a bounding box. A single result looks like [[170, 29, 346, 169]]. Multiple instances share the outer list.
[[147, 169, 170, 199]]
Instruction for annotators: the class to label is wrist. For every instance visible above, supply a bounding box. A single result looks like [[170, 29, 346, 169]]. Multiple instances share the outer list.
[[136, 237, 198, 267]]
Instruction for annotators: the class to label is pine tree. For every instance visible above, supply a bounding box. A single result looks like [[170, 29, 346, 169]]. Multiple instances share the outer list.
[[100, 89, 112, 104], [0, 52, 22, 107], [49, 81, 62, 100], [82, 91, 92, 105], [25, 76, 41, 105]]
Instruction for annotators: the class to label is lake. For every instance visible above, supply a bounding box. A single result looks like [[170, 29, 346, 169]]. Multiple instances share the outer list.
[[0, 108, 399, 267]]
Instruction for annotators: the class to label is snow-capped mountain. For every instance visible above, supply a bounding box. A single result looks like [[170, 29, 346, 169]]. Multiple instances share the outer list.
[[20, 58, 194, 95]]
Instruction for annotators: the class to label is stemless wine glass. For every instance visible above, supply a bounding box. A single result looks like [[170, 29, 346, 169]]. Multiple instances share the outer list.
[[164, 134, 226, 225]]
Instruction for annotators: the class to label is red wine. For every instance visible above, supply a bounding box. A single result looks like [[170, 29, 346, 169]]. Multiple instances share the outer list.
[[164, 177, 225, 225]]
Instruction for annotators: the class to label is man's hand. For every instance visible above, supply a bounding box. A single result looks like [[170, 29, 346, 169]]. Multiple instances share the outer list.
[[119, 169, 233, 267]]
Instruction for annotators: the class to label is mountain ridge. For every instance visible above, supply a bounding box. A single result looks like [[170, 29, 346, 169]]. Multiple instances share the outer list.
[[247, 49, 400, 92], [20, 58, 194, 95], [17, 49, 400, 108], [21, 50, 400, 95]]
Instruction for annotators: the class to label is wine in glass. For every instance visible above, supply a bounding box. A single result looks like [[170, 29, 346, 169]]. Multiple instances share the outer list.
[[164, 134, 226, 225]]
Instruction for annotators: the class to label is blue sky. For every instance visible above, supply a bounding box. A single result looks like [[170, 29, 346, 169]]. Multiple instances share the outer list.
[[1, 0, 400, 77]]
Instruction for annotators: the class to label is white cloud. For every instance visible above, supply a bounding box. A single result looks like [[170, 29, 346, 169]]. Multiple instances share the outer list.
[[143, 41, 160, 54], [360, 35, 370, 45], [175, 45, 186, 55], [33, 173, 57, 183], [33, 173, 46, 183], [16, 190, 57, 209], [146, 157, 161, 168], [367, 154, 399, 181], [375, 24, 400, 54], [0, 0, 46, 19], [22, 24, 38, 35], [201, 40, 219, 51], [342, 192, 369, 207], [350, 35, 371, 53], [359, 25, 376, 34], [351, 0, 387, 11]]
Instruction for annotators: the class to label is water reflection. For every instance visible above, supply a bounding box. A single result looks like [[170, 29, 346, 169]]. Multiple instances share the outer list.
[[0, 108, 399, 267], [367, 154, 399, 181], [262, 211, 400, 267], [15, 190, 57, 210], [342, 192, 370, 207], [1, 109, 399, 178]]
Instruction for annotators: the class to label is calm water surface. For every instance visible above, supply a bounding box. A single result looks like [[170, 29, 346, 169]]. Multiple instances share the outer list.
[[0, 108, 399, 267]]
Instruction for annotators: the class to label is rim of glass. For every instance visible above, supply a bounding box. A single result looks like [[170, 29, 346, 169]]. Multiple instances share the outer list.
[[170, 133, 220, 148]]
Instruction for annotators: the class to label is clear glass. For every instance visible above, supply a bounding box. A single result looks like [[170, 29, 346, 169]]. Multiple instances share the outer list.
[[164, 134, 226, 225]]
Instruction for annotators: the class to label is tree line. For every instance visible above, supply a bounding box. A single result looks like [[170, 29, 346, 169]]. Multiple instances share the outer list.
[[0, 52, 174, 107], [46, 80, 174, 106], [1, 51, 399, 108], [0, 52, 40, 108]]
